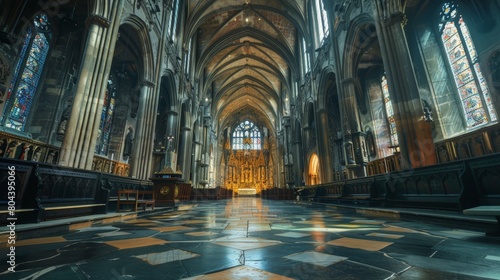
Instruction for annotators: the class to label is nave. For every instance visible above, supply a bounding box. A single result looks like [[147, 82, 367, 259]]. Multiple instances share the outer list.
[[2, 198, 500, 280]]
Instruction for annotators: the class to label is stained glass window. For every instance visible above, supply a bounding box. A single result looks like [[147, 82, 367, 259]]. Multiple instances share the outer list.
[[170, 0, 180, 41], [314, 0, 329, 47], [95, 75, 117, 155], [302, 38, 310, 74], [381, 75, 399, 148], [439, 1, 497, 128], [2, 14, 51, 131], [232, 120, 261, 150]]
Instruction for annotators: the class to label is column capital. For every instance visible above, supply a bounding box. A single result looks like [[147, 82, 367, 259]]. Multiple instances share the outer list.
[[86, 13, 110, 28]]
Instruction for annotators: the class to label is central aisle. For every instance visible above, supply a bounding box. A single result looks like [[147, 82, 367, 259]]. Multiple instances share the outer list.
[[4, 198, 500, 279]]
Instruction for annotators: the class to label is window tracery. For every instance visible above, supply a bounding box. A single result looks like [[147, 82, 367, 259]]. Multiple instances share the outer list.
[[439, 1, 497, 128], [232, 120, 261, 150], [2, 13, 51, 131]]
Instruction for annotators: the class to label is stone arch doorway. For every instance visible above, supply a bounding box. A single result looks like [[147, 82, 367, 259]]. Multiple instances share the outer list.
[[308, 153, 320, 185]]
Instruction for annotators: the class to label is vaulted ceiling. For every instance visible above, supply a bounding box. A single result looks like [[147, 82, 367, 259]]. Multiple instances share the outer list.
[[187, 0, 306, 135]]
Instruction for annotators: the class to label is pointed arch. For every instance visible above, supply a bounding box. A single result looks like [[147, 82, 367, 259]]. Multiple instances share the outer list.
[[308, 153, 320, 185]]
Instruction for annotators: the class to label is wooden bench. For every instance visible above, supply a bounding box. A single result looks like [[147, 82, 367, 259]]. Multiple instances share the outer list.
[[116, 190, 155, 212], [463, 206, 500, 236], [386, 162, 466, 211], [315, 183, 343, 203]]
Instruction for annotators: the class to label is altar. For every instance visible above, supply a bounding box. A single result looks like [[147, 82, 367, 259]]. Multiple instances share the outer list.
[[237, 188, 257, 196], [221, 128, 274, 195]]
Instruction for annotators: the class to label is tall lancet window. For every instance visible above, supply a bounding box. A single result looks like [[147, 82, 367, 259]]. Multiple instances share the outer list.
[[439, 1, 497, 128], [2, 13, 51, 131], [232, 120, 261, 150], [95, 75, 117, 155], [314, 0, 329, 46], [381, 75, 398, 148]]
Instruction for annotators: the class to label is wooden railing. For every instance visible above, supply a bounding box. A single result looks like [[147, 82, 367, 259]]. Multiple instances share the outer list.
[[367, 154, 401, 176], [435, 124, 500, 163], [92, 155, 130, 177], [0, 131, 60, 164], [0, 132, 131, 177]]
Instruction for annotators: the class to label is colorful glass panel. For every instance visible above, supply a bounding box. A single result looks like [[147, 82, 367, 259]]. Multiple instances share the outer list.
[[232, 120, 262, 150], [34, 13, 51, 32], [440, 2, 457, 21], [463, 95, 483, 113], [459, 18, 476, 60], [95, 78, 116, 155], [6, 32, 49, 131], [439, 2, 497, 128], [2, 29, 32, 121], [381, 75, 399, 147]]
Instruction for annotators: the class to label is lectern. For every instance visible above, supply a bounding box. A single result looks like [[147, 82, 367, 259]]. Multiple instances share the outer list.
[[150, 166, 182, 207]]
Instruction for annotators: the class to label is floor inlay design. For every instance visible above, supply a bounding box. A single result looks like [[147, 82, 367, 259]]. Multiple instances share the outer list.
[[5, 198, 500, 280]]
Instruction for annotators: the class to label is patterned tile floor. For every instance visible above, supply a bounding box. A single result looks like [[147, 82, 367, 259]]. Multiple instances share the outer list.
[[2, 198, 500, 279]]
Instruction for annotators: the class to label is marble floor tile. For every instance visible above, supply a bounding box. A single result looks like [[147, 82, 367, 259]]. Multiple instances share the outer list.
[[152, 225, 194, 232], [97, 231, 131, 237], [105, 237, 167, 249], [327, 237, 393, 251], [283, 251, 347, 267], [14, 236, 67, 247], [185, 231, 217, 237], [367, 232, 404, 239], [214, 237, 280, 250], [275, 232, 310, 238], [134, 249, 199, 265], [4, 198, 500, 280]]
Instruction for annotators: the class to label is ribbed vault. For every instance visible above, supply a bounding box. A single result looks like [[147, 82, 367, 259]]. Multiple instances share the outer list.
[[187, 0, 305, 135]]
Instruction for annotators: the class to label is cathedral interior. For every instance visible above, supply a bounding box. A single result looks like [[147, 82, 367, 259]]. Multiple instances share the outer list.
[[1, 0, 500, 279]]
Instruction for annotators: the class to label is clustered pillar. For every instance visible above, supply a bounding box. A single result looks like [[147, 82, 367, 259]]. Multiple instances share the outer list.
[[59, 1, 124, 170], [130, 81, 157, 179], [375, 0, 437, 169]]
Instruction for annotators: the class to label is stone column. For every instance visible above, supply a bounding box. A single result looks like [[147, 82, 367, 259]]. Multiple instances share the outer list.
[[341, 78, 367, 177], [291, 118, 304, 186], [180, 123, 193, 182], [198, 113, 210, 186], [130, 80, 156, 179], [59, 1, 124, 169], [192, 122, 203, 188], [282, 117, 294, 188], [163, 110, 178, 169], [165, 110, 178, 140], [317, 108, 335, 182], [375, 0, 437, 169], [323, 0, 349, 179]]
